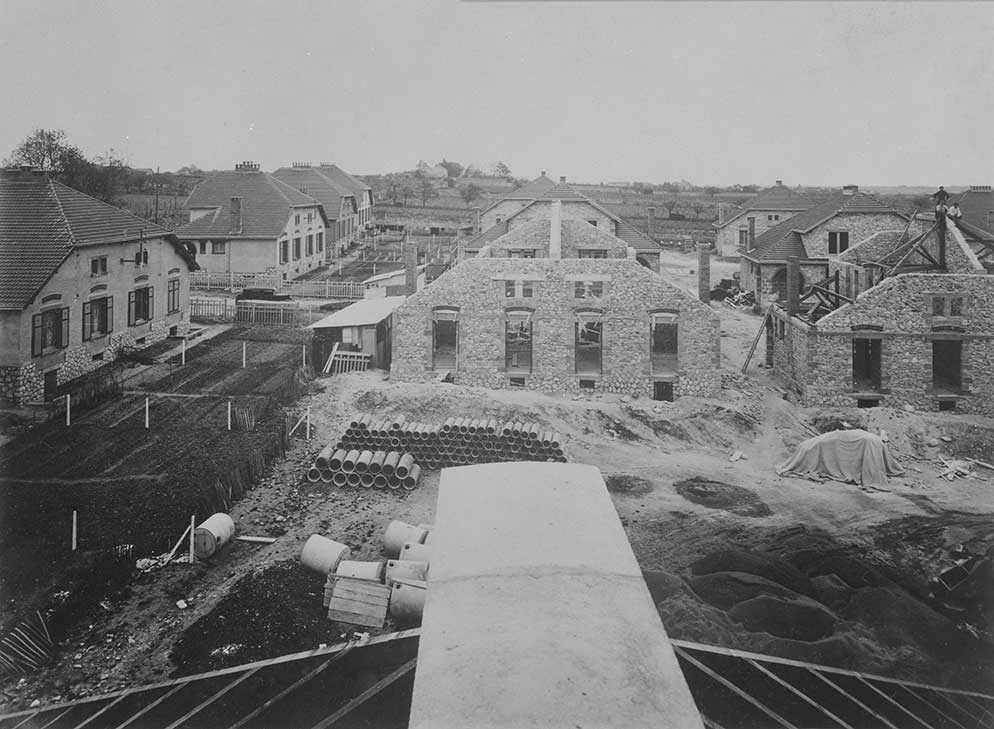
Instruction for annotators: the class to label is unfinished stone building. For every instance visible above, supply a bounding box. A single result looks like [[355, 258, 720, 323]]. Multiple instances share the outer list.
[[766, 217, 994, 414], [392, 203, 720, 400]]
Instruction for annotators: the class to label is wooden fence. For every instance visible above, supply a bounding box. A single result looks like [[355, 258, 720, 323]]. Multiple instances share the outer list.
[[326, 351, 372, 375], [190, 272, 365, 300], [189, 298, 326, 326]]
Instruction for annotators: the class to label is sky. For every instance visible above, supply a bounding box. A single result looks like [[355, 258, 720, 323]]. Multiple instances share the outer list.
[[1, 0, 992, 187]]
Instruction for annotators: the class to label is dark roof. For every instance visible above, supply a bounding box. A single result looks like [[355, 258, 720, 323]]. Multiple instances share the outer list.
[[837, 230, 906, 264], [271, 166, 356, 221], [614, 219, 658, 251], [501, 174, 556, 199], [954, 186, 994, 235], [464, 221, 509, 248], [177, 170, 325, 239], [717, 181, 811, 228], [317, 164, 372, 202], [744, 191, 904, 262], [0, 170, 178, 309]]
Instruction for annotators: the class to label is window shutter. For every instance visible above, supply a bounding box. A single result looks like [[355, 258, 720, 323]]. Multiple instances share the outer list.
[[82, 301, 92, 341], [106, 296, 114, 333], [128, 291, 136, 326], [147, 287, 154, 319], [32, 313, 42, 357], [60, 307, 70, 349]]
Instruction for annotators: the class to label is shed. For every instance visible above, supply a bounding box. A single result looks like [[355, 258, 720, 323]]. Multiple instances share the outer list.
[[363, 264, 426, 298], [309, 296, 406, 371]]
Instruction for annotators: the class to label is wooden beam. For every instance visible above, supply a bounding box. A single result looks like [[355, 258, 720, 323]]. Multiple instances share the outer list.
[[308, 658, 417, 729], [746, 658, 855, 729], [740, 307, 773, 374], [161, 667, 261, 729]]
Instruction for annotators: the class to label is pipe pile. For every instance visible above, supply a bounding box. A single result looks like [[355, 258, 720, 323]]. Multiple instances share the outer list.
[[306, 441, 423, 491]]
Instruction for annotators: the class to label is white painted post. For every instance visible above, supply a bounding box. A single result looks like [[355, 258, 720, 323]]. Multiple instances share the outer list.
[[302, 344, 307, 369], [71, 510, 77, 551], [242, 340, 246, 369], [227, 399, 232, 431], [189, 514, 196, 563], [305, 405, 311, 441], [65, 394, 71, 426], [144, 397, 150, 429], [181, 338, 186, 365], [372, 263, 376, 276]]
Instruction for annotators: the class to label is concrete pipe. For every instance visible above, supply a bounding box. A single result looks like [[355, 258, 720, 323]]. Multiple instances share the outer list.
[[511, 422, 524, 438], [369, 451, 387, 474], [329, 449, 347, 471], [359, 472, 374, 488], [389, 579, 427, 623], [396, 453, 415, 479], [347, 472, 361, 487], [306, 467, 322, 482], [402, 464, 422, 491], [382, 451, 400, 476], [389, 436, 401, 448], [342, 449, 361, 473], [467, 419, 478, 434], [385, 559, 428, 586], [541, 431, 553, 448], [300, 534, 349, 576], [320, 468, 334, 483], [391, 415, 407, 431], [316, 443, 336, 469], [484, 418, 498, 434], [551, 433, 562, 449], [442, 417, 455, 433], [400, 541, 432, 564], [388, 476, 402, 490], [501, 421, 514, 437], [194, 513, 236, 559], [373, 474, 388, 489], [384, 521, 429, 556], [457, 419, 469, 434], [333, 471, 349, 487], [336, 559, 385, 582], [355, 450, 373, 473]]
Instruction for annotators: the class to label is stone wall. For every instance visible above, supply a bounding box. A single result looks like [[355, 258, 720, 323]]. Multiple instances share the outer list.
[[716, 209, 804, 258], [804, 212, 909, 259], [485, 219, 628, 259], [391, 257, 721, 398]]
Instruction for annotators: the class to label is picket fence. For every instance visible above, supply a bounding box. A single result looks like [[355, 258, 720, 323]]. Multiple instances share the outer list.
[[190, 271, 364, 300]]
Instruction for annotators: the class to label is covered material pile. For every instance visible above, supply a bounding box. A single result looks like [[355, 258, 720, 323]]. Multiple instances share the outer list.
[[776, 428, 904, 487]]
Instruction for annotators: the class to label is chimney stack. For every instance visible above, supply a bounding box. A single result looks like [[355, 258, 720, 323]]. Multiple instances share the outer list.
[[786, 256, 800, 316], [235, 161, 259, 172], [647, 206, 656, 238], [540, 170, 546, 177], [405, 245, 419, 295], [698, 245, 711, 304], [559, 176, 566, 184], [775, 179, 783, 186], [549, 200, 562, 259], [747, 217, 756, 250], [842, 185, 858, 195], [230, 197, 243, 234]]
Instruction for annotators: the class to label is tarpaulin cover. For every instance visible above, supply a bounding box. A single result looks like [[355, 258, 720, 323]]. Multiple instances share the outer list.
[[776, 429, 905, 486]]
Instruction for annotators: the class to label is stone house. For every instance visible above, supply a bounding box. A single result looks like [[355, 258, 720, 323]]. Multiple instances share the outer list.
[[740, 186, 908, 305], [766, 221, 994, 414], [271, 164, 357, 260], [954, 185, 994, 236], [176, 161, 328, 278], [467, 173, 663, 272], [0, 168, 197, 403], [712, 180, 810, 258], [393, 202, 720, 400]]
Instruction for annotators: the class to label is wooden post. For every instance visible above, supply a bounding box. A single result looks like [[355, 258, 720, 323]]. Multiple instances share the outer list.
[[144, 397, 150, 429], [302, 344, 307, 369], [71, 510, 77, 552], [181, 338, 186, 365], [306, 405, 311, 441], [227, 399, 232, 431], [65, 394, 71, 426], [189, 514, 196, 563], [242, 340, 247, 368]]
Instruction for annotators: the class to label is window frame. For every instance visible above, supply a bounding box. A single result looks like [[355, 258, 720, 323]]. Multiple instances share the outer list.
[[293, 237, 301, 260], [574, 310, 604, 376], [650, 311, 679, 373], [505, 309, 534, 374], [90, 256, 108, 277], [128, 286, 154, 326], [82, 296, 114, 342], [577, 249, 609, 259], [828, 231, 850, 255], [32, 307, 70, 357], [167, 278, 181, 314], [211, 240, 226, 255], [574, 280, 604, 300]]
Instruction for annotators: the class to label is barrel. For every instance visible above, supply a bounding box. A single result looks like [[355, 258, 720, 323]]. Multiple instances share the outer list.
[[194, 513, 236, 559], [300, 534, 349, 576], [383, 520, 428, 557], [385, 559, 429, 586], [335, 559, 385, 582], [400, 541, 432, 564], [389, 579, 427, 623]]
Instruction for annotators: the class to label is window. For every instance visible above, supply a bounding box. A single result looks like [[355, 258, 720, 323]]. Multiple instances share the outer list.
[[932, 297, 945, 316], [932, 340, 962, 393], [852, 338, 881, 391], [128, 287, 153, 325], [574, 281, 604, 299], [167, 279, 180, 313], [505, 310, 533, 373], [508, 249, 535, 259], [504, 280, 533, 298], [306, 234, 314, 256], [651, 312, 678, 373], [738, 229, 749, 248], [90, 256, 108, 276], [828, 231, 849, 254], [574, 311, 603, 375], [293, 237, 301, 260], [82, 297, 113, 341], [653, 382, 674, 402], [949, 297, 963, 316], [31, 307, 69, 356], [211, 241, 226, 255], [768, 214, 781, 222], [316, 232, 324, 252], [280, 240, 289, 264], [932, 295, 966, 318], [294, 214, 301, 225], [432, 308, 459, 370], [199, 241, 207, 255], [306, 212, 313, 224], [578, 249, 608, 259]]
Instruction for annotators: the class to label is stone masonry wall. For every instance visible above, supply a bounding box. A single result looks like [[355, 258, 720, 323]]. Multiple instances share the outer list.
[[804, 212, 909, 259], [391, 257, 721, 398], [716, 209, 804, 258], [486, 219, 628, 259]]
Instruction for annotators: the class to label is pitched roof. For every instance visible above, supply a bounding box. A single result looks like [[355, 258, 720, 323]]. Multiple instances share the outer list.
[[837, 231, 906, 264], [310, 296, 406, 328], [463, 221, 509, 248], [0, 170, 179, 309], [316, 164, 371, 201], [744, 191, 904, 262], [177, 169, 325, 239], [954, 185, 994, 235], [271, 166, 356, 221], [715, 181, 811, 229], [500, 173, 556, 200]]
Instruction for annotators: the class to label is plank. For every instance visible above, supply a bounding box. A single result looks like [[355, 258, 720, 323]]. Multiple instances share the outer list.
[[327, 609, 386, 629], [329, 584, 390, 604], [235, 536, 277, 544]]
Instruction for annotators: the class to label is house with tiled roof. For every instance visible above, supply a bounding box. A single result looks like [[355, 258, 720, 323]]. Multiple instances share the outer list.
[[316, 164, 374, 238], [713, 180, 811, 258], [0, 168, 197, 403], [739, 185, 908, 304], [175, 162, 329, 278], [271, 164, 357, 260], [467, 174, 663, 271], [393, 200, 720, 400]]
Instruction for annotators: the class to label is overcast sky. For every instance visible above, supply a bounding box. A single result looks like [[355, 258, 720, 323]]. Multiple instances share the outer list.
[[1, 1, 991, 187]]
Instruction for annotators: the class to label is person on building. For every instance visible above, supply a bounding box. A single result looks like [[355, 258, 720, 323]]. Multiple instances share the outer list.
[[936, 202, 949, 220], [948, 202, 963, 220], [933, 186, 950, 205]]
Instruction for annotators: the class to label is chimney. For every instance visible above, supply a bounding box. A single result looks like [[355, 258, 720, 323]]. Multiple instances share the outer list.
[[473, 207, 481, 235], [842, 184, 858, 195], [698, 245, 711, 304], [405, 245, 419, 295], [775, 179, 783, 186], [937, 211, 947, 268], [786, 256, 800, 316], [230, 197, 243, 234], [559, 176, 566, 184], [969, 184, 992, 192], [747, 217, 756, 250], [235, 161, 259, 172], [647, 206, 656, 238], [549, 200, 562, 259], [540, 170, 546, 177]]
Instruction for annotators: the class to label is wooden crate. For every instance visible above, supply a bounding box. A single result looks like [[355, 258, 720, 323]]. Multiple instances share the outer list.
[[327, 576, 391, 629]]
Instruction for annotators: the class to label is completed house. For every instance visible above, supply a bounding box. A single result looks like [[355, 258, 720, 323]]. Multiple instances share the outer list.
[[0, 167, 197, 403], [271, 164, 357, 261], [393, 201, 720, 400], [712, 180, 810, 258], [740, 186, 908, 305], [176, 161, 328, 278], [315, 164, 374, 241]]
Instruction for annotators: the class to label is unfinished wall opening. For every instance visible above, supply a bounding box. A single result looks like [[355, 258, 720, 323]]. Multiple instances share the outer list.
[[509, 377, 525, 387], [852, 338, 881, 391], [579, 379, 596, 389], [938, 400, 957, 411], [574, 310, 603, 375], [856, 398, 880, 408], [770, 267, 805, 302], [650, 311, 679, 374], [653, 381, 674, 402], [432, 307, 459, 371], [43, 369, 59, 401], [932, 339, 962, 393], [505, 309, 533, 374]]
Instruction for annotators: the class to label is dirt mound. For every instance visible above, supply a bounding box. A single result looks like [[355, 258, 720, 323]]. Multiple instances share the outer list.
[[624, 403, 759, 448], [841, 586, 967, 658], [641, 570, 692, 605], [597, 412, 641, 441], [810, 574, 852, 608], [675, 478, 771, 518], [690, 549, 814, 596], [605, 474, 654, 495], [688, 571, 798, 610], [810, 411, 866, 434], [729, 595, 837, 642]]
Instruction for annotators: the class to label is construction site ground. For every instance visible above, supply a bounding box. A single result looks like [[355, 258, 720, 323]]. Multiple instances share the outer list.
[[2, 249, 993, 711]]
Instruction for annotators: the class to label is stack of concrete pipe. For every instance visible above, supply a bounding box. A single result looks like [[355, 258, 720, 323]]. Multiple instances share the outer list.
[[306, 443, 422, 491], [311, 414, 566, 478]]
